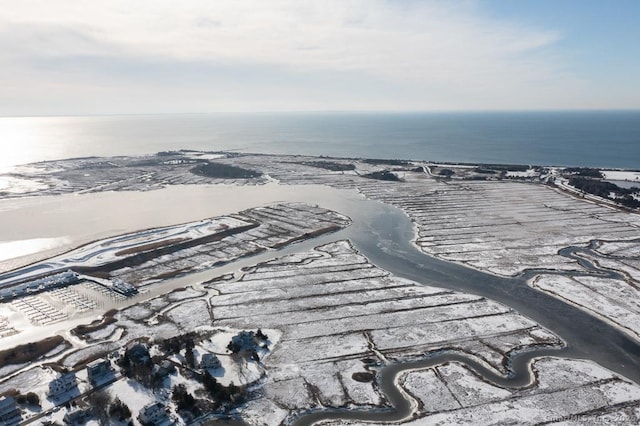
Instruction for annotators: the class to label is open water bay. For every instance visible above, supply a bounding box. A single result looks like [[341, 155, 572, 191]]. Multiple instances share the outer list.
[[1, 111, 639, 170]]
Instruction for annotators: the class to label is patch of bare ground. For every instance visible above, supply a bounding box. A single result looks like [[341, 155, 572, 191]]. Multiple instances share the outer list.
[[0, 336, 67, 366], [114, 237, 189, 256], [71, 309, 118, 339]]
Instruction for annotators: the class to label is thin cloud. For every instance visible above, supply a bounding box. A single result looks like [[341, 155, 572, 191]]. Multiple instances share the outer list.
[[0, 0, 602, 113]]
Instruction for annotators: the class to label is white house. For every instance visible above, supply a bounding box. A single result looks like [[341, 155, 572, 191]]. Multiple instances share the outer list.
[[63, 408, 88, 426], [86, 359, 114, 386], [137, 402, 169, 425], [47, 372, 77, 397]]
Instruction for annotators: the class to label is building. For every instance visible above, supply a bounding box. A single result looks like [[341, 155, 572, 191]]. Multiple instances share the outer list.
[[47, 372, 77, 397], [0, 396, 21, 426], [63, 408, 88, 425], [154, 360, 176, 378], [137, 402, 169, 426], [0, 270, 79, 302], [86, 359, 114, 386], [112, 279, 138, 296], [126, 343, 151, 365], [199, 353, 221, 369]]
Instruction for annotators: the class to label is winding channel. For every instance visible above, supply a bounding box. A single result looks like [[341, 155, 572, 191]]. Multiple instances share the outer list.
[[290, 198, 640, 425], [2, 187, 639, 424]]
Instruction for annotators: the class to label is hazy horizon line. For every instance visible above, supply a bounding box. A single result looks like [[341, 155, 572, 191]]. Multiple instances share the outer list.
[[2, 108, 640, 119]]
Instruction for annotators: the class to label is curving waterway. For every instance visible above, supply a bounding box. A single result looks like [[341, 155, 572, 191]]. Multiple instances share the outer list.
[[1, 184, 639, 424], [290, 199, 640, 425], [291, 347, 568, 425]]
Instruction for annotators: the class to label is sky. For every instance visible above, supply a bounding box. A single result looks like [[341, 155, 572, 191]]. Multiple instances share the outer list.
[[0, 0, 638, 116]]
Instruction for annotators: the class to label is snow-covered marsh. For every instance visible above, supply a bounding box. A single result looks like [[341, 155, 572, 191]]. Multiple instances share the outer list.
[[531, 274, 640, 340], [400, 358, 640, 425], [208, 240, 564, 422]]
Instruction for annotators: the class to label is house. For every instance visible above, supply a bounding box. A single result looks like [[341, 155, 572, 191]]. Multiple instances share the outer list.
[[126, 343, 151, 365], [199, 353, 221, 369], [0, 396, 21, 426], [137, 402, 170, 426], [63, 408, 88, 425], [47, 372, 77, 397], [154, 360, 176, 378], [86, 359, 114, 386], [112, 278, 138, 296]]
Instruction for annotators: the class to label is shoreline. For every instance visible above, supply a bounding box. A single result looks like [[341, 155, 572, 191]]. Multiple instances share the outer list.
[[4, 148, 640, 178]]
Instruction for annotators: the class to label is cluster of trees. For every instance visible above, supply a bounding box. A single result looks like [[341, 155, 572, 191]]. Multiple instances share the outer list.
[[191, 162, 262, 179], [569, 177, 640, 209], [202, 371, 242, 404], [172, 384, 200, 416], [227, 329, 269, 361], [109, 397, 132, 422], [14, 391, 40, 406], [171, 369, 247, 417], [618, 195, 640, 208], [568, 177, 618, 198], [159, 333, 198, 368], [87, 391, 131, 424], [564, 167, 603, 178], [362, 158, 410, 166], [438, 168, 455, 177], [480, 164, 532, 172], [184, 339, 196, 369], [301, 160, 356, 171], [256, 329, 268, 341], [474, 167, 497, 174], [362, 170, 403, 182], [117, 345, 163, 389], [159, 333, 197, 355]]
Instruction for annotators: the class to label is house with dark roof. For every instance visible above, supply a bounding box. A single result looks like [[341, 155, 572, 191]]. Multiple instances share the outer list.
[[0, 396, 21, 426], [199, 353, 221, 370]]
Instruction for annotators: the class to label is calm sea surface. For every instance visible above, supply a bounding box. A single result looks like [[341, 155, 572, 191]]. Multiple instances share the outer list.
[[1, 111, 639, 170]]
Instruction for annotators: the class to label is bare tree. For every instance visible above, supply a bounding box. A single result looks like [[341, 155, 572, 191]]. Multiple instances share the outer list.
[[87, 389, 112, 424]]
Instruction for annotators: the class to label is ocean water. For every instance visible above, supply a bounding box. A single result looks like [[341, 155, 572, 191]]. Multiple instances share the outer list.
[[0, 111, 639, 170]]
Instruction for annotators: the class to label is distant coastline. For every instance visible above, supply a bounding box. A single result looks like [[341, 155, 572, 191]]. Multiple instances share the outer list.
[[1, 110, 639, 171]]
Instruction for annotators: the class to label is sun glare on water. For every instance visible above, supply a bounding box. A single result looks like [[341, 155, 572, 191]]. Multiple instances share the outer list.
[[0, 117, 74, 172], [0, 237, 70, 262]]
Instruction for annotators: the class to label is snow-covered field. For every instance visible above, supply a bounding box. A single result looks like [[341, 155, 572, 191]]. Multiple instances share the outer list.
[[221, 154, 640, 276], [0, 202, 350, 348], [108, 202, 350, 286], [363, 178, 640, 276], [332, 357, 640, 425], [2, 153, 640, 424], [0, 238, 573, 425], [531, 271, 640, 340], [204, 240, 565, 423], [602, 170, 640, 182]]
